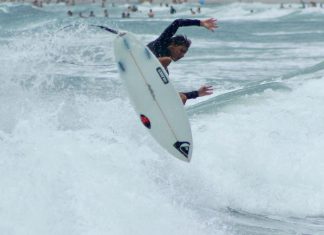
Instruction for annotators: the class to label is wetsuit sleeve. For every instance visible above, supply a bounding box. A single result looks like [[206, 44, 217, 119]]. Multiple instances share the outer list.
[[157, 19, 201, 42], [183, 91, 199, 99]]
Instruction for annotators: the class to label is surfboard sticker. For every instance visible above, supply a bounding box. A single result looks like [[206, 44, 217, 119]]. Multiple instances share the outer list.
[[156, 67, 169, 84], [118, 61, 126, 72], [140, 114, 151, 129], [174, 141, 190, 158], [123, 38, 130, 49]]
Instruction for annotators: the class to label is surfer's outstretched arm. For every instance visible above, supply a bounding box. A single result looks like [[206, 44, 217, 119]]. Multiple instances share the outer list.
[[147, 18, 218, 58], [158, 18, 218, 42], [180, 85, 213, 105]]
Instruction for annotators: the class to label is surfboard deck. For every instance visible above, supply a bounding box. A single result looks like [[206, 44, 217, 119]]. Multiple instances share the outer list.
[[113, 32, 193, 162]]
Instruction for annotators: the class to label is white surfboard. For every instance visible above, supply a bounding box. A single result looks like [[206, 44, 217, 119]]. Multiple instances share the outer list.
[[113, 32, 193, 162]]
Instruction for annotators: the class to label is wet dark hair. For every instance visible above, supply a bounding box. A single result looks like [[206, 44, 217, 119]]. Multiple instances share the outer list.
[[169, 35, 191, 48]]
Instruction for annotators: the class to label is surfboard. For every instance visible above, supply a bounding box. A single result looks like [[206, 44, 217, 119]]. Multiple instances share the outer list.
[[113, 32, 193, 162]]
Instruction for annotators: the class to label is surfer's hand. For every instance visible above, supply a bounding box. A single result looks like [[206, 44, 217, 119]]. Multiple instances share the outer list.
[[198, 85, 213, 97], [200, 18, 218, 31]]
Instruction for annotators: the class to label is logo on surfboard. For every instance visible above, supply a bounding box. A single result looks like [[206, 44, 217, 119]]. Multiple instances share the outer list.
[[173, 141, 190, 158], [156, 67, 169, 84], [140, 114, 151, 129]]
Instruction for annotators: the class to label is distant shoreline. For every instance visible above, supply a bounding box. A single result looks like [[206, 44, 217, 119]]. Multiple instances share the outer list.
[[209, 0, 315, 3], [1, 0, 319, 4], [194, 0, 310, 3]]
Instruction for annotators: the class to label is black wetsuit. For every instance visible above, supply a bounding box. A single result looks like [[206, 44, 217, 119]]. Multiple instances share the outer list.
[[147, 19, 201, 100], [147, 19, 200, 58]]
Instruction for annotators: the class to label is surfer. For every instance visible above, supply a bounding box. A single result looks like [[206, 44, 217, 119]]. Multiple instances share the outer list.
[[147, 18, 217, 104]]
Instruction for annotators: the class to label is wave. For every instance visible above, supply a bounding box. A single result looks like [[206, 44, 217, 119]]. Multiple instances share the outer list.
[[0, 3, 41, 15], [192, 2, 324, 21], [223, 207, 324, 234], [187, 81, 290, 115], [187, 59, 324, 115], [1, 5, 324, 234], [281, 60, 324, 80]]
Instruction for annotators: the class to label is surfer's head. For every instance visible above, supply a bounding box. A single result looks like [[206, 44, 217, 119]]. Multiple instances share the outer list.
[[170, 35, 191, 48], [168, 35, 191, 61]]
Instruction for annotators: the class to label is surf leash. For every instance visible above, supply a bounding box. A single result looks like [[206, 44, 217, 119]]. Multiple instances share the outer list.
[[89, 25, 119, 35], [57, 24, 119, 35]]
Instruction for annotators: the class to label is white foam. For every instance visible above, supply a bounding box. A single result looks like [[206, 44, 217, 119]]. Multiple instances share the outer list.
[[189, 76, 324, 216], [1, 4, 324, 233]]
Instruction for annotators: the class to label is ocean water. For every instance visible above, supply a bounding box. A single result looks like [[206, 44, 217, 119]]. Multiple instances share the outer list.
[[1, 2, 324, 235]]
